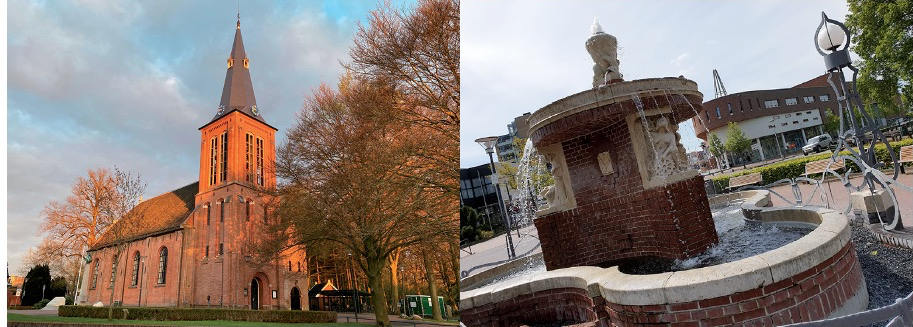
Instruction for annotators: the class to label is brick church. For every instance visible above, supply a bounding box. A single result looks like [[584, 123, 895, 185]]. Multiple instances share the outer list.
[[77, 17, 308, 310]]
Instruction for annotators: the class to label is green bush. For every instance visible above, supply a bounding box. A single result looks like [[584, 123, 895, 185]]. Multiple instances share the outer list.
[[711, 139, 912, 190], [58, 305, 337, 323], [478, 230, 494, 240], [32, 299, 51, 309]]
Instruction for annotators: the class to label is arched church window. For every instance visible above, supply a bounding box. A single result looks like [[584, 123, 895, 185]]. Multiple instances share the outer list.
[[158, 247, 168, 284], [206, 203, 211, 225], [131, 251, 140, 286], [91, 259, 99, 289], [220, 200, 225, 223], [109, 254, 118, 288], [297, 261, 301, 272], [246, 200, 251, 221]]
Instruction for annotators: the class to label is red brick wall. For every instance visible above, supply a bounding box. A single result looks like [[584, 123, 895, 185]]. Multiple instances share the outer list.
[[598, 241, 865, 326], [461, 288, 598, 327], [464, 240, 863, 327], [534, 113, 716, 270], [82, 231, 184, 307]]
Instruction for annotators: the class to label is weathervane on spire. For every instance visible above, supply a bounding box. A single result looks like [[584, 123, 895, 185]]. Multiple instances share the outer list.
[[237, 4, 241, 29]]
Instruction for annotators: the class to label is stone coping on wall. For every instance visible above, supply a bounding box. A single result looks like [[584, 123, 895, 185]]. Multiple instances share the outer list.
[[460, 190, 853, 310], [527, 77, 701, 138], [460, 252, 544, 292]]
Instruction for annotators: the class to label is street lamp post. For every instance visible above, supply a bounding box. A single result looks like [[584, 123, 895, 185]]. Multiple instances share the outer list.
[[475, 136, 516, 259], [815, 12, 904, 230]]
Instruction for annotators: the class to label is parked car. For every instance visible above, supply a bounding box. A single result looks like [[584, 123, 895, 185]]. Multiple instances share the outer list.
[[803, 134, 832, 155]]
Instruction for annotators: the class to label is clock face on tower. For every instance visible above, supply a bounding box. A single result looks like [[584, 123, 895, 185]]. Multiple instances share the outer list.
[[251, 105, 259, 116], [217, 105, 225, 115]]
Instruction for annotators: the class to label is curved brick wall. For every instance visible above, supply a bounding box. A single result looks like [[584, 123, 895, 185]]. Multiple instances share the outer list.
[[528, 79, 715, 270], [597, 241, 865, 326], [460, 191, 868, 327], [461, 288, 598, 327], [536, 175, 716, 270]]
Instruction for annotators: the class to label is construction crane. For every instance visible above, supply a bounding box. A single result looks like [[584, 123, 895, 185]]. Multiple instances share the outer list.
[[712, 69, 728, 99]]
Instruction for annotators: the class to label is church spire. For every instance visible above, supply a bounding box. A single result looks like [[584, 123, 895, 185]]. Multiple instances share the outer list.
[[212, 12, 266, 124]]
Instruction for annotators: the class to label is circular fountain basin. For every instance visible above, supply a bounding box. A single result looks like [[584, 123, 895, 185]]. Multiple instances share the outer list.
[[460, 191, 869, 327]]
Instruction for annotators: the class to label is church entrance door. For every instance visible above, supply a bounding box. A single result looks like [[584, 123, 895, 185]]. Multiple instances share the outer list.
[[290, 287, 301, 310], [251, 278, 260, 310]]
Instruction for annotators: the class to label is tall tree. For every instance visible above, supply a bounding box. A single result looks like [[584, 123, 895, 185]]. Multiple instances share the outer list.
[[21, 264, 52, 306], [267, 75, 450, 327], [348, 0, 460, 198], [846, 0, 913, 118], [707, 133, 726, 170], [724, 122, 753, 168], [421, 248, 443, 321], [39, 169, 119, 259], [91, 168, 146, 320]]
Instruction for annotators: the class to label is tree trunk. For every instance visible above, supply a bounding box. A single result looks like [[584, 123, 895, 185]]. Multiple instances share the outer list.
[[366, 255, 390, 327], [388, 249, 400, 314], [422, 249, 443, 321], [107, 246, 123, 320]]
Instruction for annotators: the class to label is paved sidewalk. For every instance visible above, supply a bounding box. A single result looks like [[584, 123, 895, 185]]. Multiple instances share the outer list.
[[459, 224, 541, 278]]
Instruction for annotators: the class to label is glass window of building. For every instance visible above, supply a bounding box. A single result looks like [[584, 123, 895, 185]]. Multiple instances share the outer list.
[[764, 100, 779, 108], [728, 103, 733, 115], [819, 95, 830, 101], [785, 98, 797, 105], [715, 107, 721, 118], [804, 96, 814, 103]]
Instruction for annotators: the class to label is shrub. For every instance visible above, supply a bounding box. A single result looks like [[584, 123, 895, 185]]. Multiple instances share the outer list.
[[710, 139, 912, 190], [58, 306, 337, 323], [478, 230, 494, 240], [33, 299, 51, 309]]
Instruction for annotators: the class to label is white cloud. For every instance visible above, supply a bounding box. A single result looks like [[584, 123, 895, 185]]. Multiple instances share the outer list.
[[671, 53, 691, 66]]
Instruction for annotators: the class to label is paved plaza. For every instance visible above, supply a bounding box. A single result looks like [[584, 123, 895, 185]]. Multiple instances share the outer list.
[[459, 225, 541, 278]]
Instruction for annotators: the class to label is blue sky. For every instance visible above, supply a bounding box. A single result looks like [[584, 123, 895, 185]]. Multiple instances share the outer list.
[[5, 0, 412, 274], [461, 0, 852, 168]]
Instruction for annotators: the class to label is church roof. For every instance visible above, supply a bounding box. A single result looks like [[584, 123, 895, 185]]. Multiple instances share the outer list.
[[205, 17, 269, 128], [91, 182, 198, 250]]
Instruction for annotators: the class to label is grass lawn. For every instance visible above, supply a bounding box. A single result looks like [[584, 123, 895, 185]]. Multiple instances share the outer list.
[[7, 313, 372, 327]]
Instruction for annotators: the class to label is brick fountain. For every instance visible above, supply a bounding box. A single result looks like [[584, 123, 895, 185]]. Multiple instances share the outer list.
[[459, 21, 868, 327]]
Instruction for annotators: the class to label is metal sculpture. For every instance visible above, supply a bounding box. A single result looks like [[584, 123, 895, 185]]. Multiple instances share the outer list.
[[735, 12, 910, 231]]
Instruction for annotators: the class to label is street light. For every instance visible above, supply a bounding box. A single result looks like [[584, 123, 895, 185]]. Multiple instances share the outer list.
[[814, 12, 903, 230], [475, 136, 516, 259]]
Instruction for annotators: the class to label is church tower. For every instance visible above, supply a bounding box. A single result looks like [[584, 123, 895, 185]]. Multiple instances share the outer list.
[[198, 15, 277, 193], [182, 16, 305, 310]]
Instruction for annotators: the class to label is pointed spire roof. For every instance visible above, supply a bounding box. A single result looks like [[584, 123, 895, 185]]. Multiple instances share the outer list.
[[209, 14, 268, 126]]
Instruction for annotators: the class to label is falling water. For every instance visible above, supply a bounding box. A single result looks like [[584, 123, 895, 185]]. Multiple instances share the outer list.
[[509, 139, 550, 231]]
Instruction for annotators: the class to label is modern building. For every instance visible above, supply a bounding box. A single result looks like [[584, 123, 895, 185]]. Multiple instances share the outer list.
[[79, 17, 308, 310], [460, 164, 503, 229], [495, 113, 532, 164], [693, 74, 841, 165]]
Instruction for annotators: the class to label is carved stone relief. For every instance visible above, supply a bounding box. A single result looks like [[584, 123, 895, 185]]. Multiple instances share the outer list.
[[626, 108, 698, 189], [536, 143, 577, 216], [597, 151, 614, 175]]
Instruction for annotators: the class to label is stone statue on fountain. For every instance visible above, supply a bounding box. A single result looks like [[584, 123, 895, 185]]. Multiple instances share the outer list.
[[586, 18, 623, 87], [646, 116, 688, 180], [538, 147, 571, 214]]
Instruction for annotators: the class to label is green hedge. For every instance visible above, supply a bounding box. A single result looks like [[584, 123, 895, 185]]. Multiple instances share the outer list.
[[711, 139, 913, 191], [58, 305, 337, 323]]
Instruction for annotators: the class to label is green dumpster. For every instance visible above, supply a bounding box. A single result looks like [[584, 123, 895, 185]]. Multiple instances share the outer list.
[[404, 295, 446, 318]]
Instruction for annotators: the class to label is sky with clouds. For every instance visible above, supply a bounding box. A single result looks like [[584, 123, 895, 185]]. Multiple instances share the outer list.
[[6, 0, 412, 274], [461, 0, 851, 168]]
